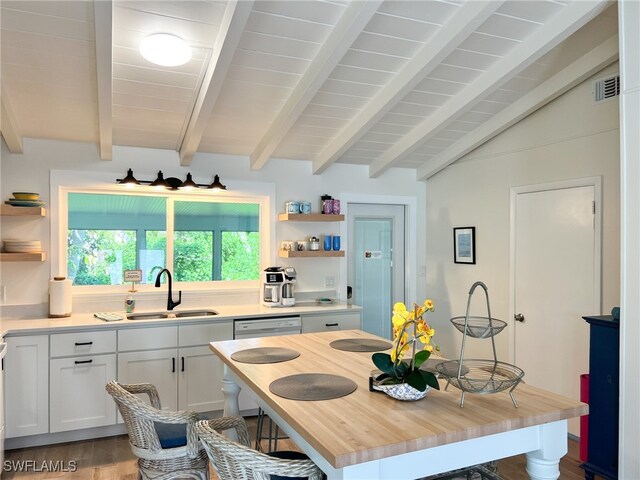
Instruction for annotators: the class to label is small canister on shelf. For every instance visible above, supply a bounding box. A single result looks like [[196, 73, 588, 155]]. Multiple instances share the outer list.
[[332, 198, 340, 214], [309, 236, 320, 251], [320, 194, 332, 214]]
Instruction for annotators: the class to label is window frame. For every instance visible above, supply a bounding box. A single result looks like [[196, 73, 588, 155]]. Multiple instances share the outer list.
[[51, 170, 275, 295]]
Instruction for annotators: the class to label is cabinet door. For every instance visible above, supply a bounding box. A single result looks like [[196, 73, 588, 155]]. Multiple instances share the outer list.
[[301, 312, 362, 333], [178, 346, 225, 412], [50, 354, 117, 432], [118, 349, 178, 411], [5, 335, 49, 438]]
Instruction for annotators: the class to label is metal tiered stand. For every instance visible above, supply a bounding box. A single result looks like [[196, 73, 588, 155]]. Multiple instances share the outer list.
[[436, 281, 524, 407]]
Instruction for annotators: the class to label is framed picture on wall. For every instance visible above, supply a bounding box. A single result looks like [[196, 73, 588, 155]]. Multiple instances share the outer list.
[[454, 227, 476, 264]]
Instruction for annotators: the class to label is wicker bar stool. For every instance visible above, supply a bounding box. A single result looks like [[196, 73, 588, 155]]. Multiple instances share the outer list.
[[196, 416, 323, 480], [106, 381, 209, 480]]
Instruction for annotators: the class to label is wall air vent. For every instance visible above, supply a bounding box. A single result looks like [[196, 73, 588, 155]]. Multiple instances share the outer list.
[[593, 74, 620, 103]]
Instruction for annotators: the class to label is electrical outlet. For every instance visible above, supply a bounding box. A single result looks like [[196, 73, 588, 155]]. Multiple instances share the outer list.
[[324, 276, 335, 288]]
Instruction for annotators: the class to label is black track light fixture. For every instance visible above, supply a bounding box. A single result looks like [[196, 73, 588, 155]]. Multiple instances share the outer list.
[[116, 170, 227, 191]]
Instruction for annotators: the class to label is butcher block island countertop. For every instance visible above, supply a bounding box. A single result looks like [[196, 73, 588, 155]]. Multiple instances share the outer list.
[[210, 329, 588, 477]]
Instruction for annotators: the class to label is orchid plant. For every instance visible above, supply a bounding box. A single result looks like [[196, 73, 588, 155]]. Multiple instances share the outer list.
[[372, 300, 440, 392]]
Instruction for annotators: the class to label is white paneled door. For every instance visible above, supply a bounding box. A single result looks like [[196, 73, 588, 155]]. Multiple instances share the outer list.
[[513, 183, 599, 436]]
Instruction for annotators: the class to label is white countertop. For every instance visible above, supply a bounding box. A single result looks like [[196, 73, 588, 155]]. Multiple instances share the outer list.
[[0, 302, 362, 337]]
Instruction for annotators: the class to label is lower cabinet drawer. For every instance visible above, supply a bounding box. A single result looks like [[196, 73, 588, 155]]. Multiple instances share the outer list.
[[301, 312, 362, 333], [50, 330, 116, 358], [50, 354, 117, 433]]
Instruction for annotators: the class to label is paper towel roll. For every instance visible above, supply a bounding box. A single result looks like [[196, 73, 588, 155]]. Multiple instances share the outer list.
[[49, 276, 72, 318]]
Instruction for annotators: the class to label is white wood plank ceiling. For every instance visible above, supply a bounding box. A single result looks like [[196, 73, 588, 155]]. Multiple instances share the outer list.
[[0, 0, 618, 179]]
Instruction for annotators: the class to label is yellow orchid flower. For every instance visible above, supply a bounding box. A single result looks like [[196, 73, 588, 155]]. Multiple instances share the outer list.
[[392, 313, 408, 327], [388, 299, 439, 363], [393, 302, 408, 314]]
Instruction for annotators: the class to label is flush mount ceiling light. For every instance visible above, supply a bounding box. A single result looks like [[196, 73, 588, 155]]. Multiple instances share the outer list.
[[140, 33, 192, 67], [117, 170, 227, 192]]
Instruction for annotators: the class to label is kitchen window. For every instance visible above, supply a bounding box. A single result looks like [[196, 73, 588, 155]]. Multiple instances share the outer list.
[[63, 190, 263, 288]]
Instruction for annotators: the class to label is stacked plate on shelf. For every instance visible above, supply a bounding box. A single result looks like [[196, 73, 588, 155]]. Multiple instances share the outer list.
[[5, 192, 44, 207], [3, 240, 42, 253]]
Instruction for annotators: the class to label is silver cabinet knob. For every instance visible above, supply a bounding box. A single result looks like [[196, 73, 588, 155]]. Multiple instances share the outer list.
[[514, 313, 525, 322]]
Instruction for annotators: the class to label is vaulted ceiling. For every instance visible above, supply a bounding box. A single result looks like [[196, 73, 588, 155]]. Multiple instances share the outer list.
[[0, 1, 618, 180]]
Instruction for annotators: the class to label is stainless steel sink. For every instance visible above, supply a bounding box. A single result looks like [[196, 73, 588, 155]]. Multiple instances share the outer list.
[[126, 309, 218, 320], [126, 312, 170, 320], [174, 310, 218, 318]]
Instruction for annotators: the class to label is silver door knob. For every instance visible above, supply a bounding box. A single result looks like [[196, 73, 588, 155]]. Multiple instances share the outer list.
[[514, 313, 525, 322]]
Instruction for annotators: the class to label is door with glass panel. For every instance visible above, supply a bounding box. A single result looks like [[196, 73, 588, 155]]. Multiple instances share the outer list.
[[347, 204, 405, 339]]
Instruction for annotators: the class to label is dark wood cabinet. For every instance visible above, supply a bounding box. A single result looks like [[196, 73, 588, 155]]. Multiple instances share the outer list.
[[581, 315, 619, 480]]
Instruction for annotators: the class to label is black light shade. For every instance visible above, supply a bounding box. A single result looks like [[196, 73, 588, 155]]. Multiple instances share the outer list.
[[165, 177, 183, 190], [208, 174, 227, 191], [181, 172, 198, 189], [118, 168, 139, 186], [150, 171, 169, 189]]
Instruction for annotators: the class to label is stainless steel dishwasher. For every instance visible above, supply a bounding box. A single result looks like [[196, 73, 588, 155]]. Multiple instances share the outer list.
[[233, 315, 302, 413], [234, 315, 301, 339]]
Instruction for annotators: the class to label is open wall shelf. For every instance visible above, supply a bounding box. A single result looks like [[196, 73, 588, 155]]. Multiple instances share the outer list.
[[278, 213, 344, 222], [1, 205, 46, 216], [0, 252, 47, 262], [278, 250, 344, 258]]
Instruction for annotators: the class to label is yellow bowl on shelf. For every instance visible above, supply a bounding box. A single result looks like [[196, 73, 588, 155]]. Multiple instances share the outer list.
[[12, 192, 39, 201]]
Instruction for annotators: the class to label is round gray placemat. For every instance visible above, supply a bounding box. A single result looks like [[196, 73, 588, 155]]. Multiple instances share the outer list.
[[231, 347, 300, 364], [329, 338, 393, 352], [269, 373, 357, 401]]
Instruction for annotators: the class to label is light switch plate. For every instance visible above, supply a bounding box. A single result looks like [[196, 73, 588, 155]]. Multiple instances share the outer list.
[[324, 276, 335, 288]]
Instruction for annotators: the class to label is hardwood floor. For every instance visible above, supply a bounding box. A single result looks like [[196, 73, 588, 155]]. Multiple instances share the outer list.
[[3, 418, 589, 479]]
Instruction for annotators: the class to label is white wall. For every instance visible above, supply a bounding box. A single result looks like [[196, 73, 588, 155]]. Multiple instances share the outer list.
[[0, 139, 426, 316], [425, 63, 620, 360]]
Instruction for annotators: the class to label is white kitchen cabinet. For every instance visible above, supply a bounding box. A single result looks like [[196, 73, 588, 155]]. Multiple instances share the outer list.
[[4, 335, 49, 438], [178, 346, 225, 412], [177, 322, 232, 412], [49, 330, 117, 433], [301, 311, 362, 333], [117, 321, 232, 414], [118, 349, 179, 411], [50, 354, 117, 432]]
